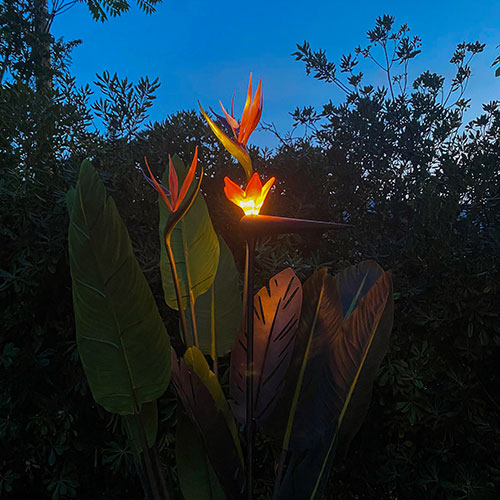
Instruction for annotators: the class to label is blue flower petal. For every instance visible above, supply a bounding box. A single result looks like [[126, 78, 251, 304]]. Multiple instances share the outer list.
[[139, 165, 170, 196], [209, 106, 240, 136]]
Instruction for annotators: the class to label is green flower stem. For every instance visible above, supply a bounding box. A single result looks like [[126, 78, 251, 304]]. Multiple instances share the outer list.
[[162, 168, 204, 348], [271, 450, 287, 499], [165, 232, 189, 346], [181, 217, 200, 348]]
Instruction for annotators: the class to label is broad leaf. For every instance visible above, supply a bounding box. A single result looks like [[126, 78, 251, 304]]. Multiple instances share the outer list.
[[277, 263, 393, 499], [171, 347, 244, 499], [329, 268, 394, 455], [277, 440, 331, 500], [159, 155, 219, 310], [283, 269, 343, 451], [176, 409, 226, 500], [66, 187, 76, 215], [185, 237, 242, 359], [230, 268, 302, 427], [68, 160, 171, 415]]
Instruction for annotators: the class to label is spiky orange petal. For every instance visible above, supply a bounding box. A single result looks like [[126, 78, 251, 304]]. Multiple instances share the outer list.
[[240, 73, 253, 130], [224, 173, 274, 216], [260, 176, 275, 203], [175, 147, 198, 211], [168, 155, 179, 209], [246, 172, 263, 199], [240, 78, 262, 145], [224, 176, 246, 205]]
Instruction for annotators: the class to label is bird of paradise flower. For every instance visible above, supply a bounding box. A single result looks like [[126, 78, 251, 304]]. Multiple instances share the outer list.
[[199, 74, 262, 181]]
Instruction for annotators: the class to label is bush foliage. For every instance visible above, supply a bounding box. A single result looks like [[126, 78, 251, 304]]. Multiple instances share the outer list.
[[1, 6, 499, 499]]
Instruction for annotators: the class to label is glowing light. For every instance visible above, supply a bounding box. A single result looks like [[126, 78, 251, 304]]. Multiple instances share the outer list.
[[224, 172, 275, 216]]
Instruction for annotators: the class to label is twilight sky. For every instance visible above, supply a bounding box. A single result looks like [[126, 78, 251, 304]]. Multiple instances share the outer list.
[[52, 0, 500, 150]]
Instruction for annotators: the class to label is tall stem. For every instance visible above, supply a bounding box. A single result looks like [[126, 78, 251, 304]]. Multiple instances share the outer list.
[[181, 218, 199, 348], [165, 233, 189, 346], [151, 445, 171, 500], [244, 236, 256, 500], [134, 412, 162, 500], [272, 450, 287, 499]]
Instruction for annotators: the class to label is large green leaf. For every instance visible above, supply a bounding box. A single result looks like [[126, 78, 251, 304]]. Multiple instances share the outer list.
[[185, 236, 242, 358], [176, 409, 226, 500], [159, 155, 219, 310], [171, 347, 245, 499], [68, 160, 171, 415], [277, 263, 393, 499]]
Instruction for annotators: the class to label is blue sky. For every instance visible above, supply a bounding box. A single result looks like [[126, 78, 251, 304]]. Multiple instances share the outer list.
[[52, 0, 500, 150]]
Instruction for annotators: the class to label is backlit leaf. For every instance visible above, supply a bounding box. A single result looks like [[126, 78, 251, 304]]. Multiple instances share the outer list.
[[230, 268, 302, 427], [68, 160, 171, 415]]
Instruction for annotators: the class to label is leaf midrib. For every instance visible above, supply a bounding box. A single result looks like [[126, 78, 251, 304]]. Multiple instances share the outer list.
[[76, 184, 140, 412]]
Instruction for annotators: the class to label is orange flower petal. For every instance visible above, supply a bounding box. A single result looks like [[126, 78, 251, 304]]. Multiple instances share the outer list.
[[224, 173, 274, 215], [240, 73, 253, 129], [246, 172, 262, 199], [259, 176, 275, 205], [240, 79, 262, 145], [175, 147, 198, 211], [219, 100, 239, 137], [224, 176, 245, 202], [168, 155, 179, 210], [145, 157, 173, 211], [199, 101, 253, 180]]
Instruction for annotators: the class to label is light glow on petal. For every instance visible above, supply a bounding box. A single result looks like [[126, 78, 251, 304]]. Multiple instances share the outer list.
[[224, 173, 275, 216]]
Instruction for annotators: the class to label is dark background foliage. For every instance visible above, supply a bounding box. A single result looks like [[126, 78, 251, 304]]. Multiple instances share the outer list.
[[0, 3, 499, 499]]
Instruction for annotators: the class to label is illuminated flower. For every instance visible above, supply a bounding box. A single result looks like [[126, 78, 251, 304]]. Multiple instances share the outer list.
[[224, 172, 275, 216], [143, 147, 198, 212], [199, 74, 262, 180]]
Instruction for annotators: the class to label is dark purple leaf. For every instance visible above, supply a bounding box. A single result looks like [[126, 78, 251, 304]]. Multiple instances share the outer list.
[[171, 348, 245, 499]]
